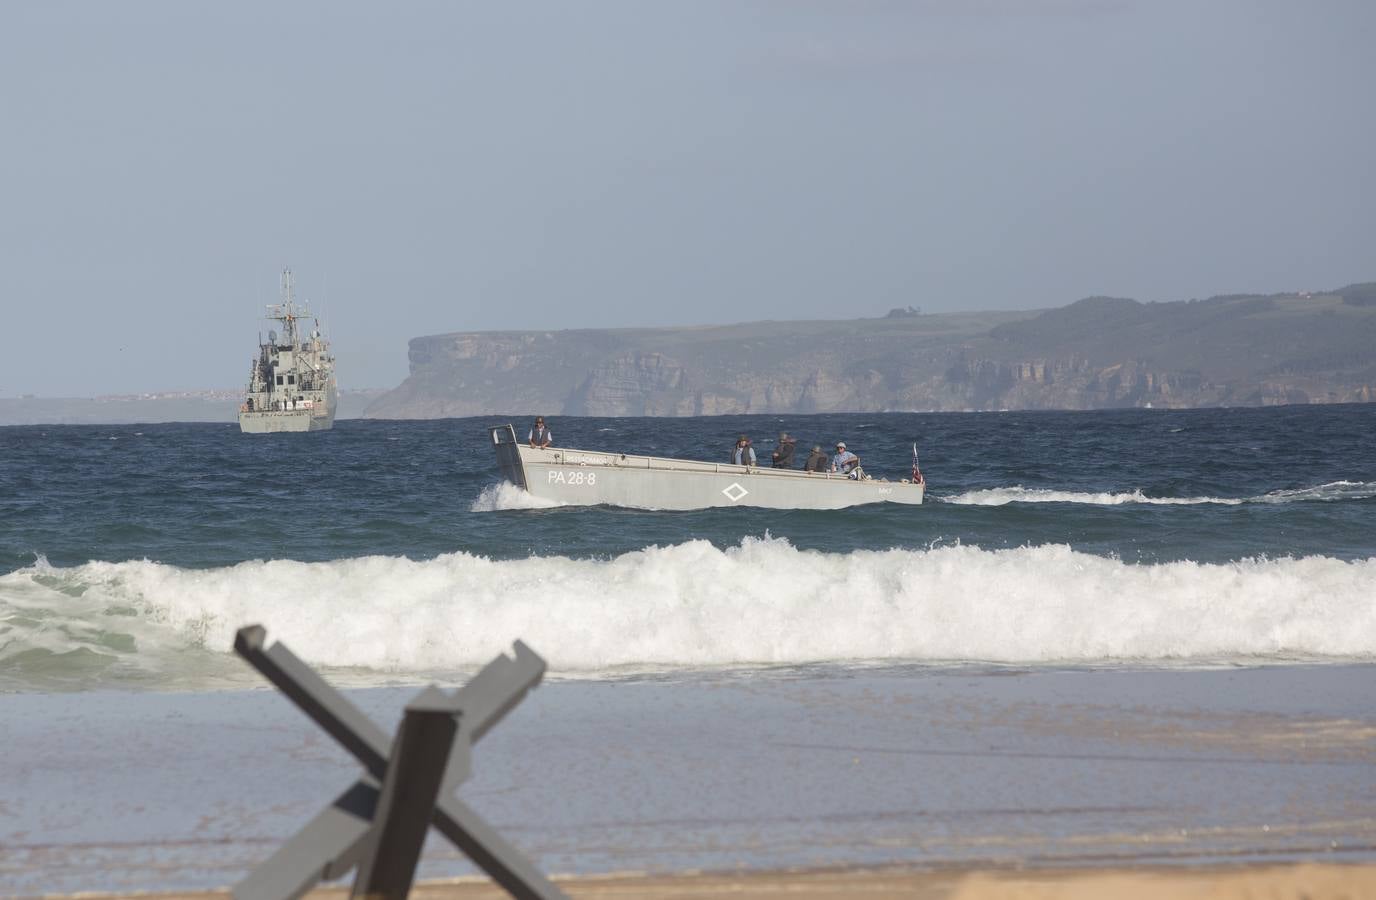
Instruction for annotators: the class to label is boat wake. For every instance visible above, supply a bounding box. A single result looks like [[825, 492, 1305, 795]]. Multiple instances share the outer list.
[[470, 482, 566, 511], [3, 538, 1373, 691], [944, 481, 1376, 507]]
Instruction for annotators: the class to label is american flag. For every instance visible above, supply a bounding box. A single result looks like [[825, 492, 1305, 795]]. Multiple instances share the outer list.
[[911, 442, 924, 484]]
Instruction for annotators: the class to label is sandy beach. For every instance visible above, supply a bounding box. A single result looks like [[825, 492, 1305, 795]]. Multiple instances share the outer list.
[[57, 862, 1376, 899], [7, 664, 1374, 896]]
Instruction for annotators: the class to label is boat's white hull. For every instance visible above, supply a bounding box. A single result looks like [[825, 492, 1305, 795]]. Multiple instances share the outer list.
[[491, 426, 923, 510]]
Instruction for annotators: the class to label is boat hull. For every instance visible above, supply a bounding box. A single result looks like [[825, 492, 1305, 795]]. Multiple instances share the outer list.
[[239, 408, 336, 433], [490, 426, 923, 510]]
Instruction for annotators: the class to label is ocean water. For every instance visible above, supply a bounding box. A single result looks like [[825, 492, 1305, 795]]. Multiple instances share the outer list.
[[4, 405, 1376, 893], [2, 405, 1375, 692]]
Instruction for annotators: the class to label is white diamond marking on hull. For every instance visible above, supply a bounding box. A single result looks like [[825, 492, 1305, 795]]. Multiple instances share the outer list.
[[722, 482, 749, 503]]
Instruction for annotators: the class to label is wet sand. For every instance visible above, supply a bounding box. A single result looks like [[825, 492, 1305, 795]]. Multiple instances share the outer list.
[[6, 665, 1375, 895]]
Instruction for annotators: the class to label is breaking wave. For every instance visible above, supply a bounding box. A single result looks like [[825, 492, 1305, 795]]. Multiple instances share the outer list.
[[2, 538, 1374, 690], [944, 481, 1376, 507]]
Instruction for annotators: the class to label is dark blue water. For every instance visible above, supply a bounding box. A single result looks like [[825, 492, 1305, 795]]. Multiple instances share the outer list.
[[3, 405, 1375, 691], [7, 408, 1373, 889], [4, 405, 1375, 574]]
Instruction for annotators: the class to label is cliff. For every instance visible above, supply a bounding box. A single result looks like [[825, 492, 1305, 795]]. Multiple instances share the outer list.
[[364, 285, 1376, 418]]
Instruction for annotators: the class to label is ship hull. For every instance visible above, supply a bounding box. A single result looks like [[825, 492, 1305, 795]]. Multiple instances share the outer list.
[[490, 426, 923, 510], [238, 408, 336, 433]]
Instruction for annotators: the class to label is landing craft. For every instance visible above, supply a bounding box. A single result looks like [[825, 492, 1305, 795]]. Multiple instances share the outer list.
[[490, 425, 925, 510]]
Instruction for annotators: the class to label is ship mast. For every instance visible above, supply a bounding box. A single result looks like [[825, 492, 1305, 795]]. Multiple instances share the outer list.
[[275, 267, 299, 348]]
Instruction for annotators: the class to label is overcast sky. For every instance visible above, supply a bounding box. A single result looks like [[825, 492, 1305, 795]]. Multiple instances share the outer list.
[[2, 1, 1372, 395]]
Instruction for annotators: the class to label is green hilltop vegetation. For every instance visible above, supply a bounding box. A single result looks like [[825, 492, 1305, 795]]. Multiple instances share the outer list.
[[365, 283, 1376, 417]]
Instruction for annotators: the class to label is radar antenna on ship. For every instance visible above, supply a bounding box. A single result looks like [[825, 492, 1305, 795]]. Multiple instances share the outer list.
[[269, 268, 301, 348]]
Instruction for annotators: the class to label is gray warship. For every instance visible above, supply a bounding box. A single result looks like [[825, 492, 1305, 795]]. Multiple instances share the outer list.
[[238, 269, 337, 433]]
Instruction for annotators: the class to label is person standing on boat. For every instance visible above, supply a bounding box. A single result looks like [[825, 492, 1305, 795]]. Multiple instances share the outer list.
[[771, 433, 797, 468], [830, 442, 861, 478], [528, 417, 553, 449], [803, 445, 829, 473], [732, 435, 756, 466]]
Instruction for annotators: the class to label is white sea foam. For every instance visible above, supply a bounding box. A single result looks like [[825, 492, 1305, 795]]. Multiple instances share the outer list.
[[2, 539, 1374, 688], [469, 482, 566, 511], [1251, 481, 1376, 503], [945, 481, 1376, 507], [946, 487, 1229, 506]]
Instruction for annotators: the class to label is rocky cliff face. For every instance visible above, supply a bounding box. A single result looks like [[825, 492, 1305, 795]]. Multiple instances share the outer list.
[[364, 285, 1376, 418]]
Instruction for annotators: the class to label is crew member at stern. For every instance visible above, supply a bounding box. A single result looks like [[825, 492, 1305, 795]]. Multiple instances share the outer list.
[[830, 441, 862, 479]]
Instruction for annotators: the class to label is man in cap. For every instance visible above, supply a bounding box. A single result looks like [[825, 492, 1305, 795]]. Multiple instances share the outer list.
[[803, 444, 829, 473], [830, 441, 861, 478], [771, 432, 797, 468], [732, 434, 757, 467]]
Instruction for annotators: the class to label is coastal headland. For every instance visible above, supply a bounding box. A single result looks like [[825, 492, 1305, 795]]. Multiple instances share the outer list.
[[6, 285, 1375, 427], [367, 283, 1376, 418]]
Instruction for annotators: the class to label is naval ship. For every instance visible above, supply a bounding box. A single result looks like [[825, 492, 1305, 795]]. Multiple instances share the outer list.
[[238, 269, 337, 433]]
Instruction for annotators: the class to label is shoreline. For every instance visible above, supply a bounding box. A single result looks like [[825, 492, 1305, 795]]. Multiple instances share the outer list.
[[58, 861, 1376, 899], [7, 667, 1375, 895]]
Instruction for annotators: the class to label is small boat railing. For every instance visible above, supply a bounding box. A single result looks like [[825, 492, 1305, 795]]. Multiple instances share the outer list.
[[491, 424, 914, 487]]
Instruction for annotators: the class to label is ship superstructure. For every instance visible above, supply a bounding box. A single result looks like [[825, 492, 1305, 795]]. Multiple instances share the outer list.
[[238, 269, 337, 433]]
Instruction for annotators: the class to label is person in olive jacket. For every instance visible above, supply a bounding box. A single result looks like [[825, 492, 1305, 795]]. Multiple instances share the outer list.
[[803, 445, 829, 473], [771, 432, 797, 468]]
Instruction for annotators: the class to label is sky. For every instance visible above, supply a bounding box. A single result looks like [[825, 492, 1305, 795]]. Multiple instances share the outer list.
[[1, 1, 1373, 395]]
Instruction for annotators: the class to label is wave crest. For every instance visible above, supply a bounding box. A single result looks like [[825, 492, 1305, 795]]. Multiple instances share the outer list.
[[2, 538, 1374, 689]]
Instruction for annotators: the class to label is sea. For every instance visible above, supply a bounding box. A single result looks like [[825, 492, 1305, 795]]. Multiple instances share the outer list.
[[3, 405, 1375, 892]]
